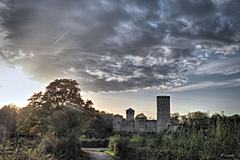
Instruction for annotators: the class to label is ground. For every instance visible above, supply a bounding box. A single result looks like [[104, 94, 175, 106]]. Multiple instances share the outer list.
[[82, 148, 114, 160]]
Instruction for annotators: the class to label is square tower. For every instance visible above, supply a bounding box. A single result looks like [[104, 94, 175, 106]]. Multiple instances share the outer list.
[[126, 108, 135, 121], [157, 96, 170, 133]]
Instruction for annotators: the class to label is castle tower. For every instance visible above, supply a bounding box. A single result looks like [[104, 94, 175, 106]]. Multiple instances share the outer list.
[[157, 96, 170, 133], [126, 108, 135, 121]]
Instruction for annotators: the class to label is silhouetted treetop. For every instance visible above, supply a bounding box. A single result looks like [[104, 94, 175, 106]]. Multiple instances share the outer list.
[[18, 79, 86, 135], [44, 79, 84, 108], [135, 113, 147, 120]]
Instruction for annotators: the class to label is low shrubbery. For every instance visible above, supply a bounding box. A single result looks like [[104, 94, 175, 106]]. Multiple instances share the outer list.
[[39, 106, 91, 160], [109, 114, 240, 160], [1, 79, 114, 160]]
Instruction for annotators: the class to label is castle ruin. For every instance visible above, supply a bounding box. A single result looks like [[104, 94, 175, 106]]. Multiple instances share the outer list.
[[113, 96, 170, 133]]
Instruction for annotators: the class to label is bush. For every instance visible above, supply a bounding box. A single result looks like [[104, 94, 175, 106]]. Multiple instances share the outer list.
[[40, 106, 91, 159], [109, 115, 240, 160], [108, 135, 121, 153], [129, 134, 144, 147]]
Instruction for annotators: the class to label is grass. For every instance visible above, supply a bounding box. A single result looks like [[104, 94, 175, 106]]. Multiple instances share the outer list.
[[104, 149, 119, 160]]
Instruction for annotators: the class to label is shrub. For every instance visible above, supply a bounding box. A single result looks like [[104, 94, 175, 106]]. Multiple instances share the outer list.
[[109, 115, 240, 160], [40, 106, 91, 159]]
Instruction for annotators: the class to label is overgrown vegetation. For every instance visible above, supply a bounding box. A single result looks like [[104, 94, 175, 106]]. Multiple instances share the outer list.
[[109, 113, 240, 160], [0, 78, 113, 160], [1, 78, 239, 160]]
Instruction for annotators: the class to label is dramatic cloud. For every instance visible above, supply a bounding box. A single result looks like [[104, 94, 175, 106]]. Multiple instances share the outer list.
[[195, 57, 240, 76], [0, 0, 240, 91], [168, 78, 240, 92]]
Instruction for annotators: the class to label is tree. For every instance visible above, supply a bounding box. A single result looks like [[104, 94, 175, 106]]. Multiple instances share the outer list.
[[0, 125, 7, 143], [135, 113, 147, 120], [0, 104, 18, 133], [89, 113, 113, 138], [82, 99, 114, 138], [44, 79, 84, 110], [170, 113, 180, 125], [83, 100, 96, 115], [17, 92, 48, 135], [171, 113, 180, 119], [41, 104, 91, 160], [187, 111, 210, 130], [17, 79, 86, 135], [48, 104, 91, 137], [187, 111, 209, 120], [17, 104, 39, 135]]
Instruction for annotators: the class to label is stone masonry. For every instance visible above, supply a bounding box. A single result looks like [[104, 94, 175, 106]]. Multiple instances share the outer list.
[[113, 96, 170, 133]]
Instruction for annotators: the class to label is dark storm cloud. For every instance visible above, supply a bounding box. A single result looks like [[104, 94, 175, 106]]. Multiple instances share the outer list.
[[0, 0, 240, 91]]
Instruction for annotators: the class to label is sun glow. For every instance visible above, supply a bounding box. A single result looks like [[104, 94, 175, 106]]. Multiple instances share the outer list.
[[0, 60, 44, 107]]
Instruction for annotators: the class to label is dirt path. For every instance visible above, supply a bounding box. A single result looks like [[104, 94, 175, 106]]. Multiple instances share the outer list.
[[82, 148, 114, 160]]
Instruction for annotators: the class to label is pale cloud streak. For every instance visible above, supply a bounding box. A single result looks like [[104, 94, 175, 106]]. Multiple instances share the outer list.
[[195, 58, 240, 76], [169, 79, 240, 92]]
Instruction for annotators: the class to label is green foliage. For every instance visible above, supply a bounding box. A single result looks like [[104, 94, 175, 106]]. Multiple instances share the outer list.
[[0, 104, 18, 133], [40, 105, 91, 160], [187, 111, 209, 120], [87, 112, 114, 138], [13, 79, 96, 159], [108, 134, 122, 154], [17, 79, 86, 135], [0, 136, 53, 160], [44, 79, 84, 109], [40, 134, 82, 160], [135, 113, 147, 120], [17, 104, 39, 135], [109, 113, 240, 160], [0, 125, 7, 143], [17, 78, 114, 138], [130, 134, 144, 147], [48, 105, 91, 137], [187, 111, 210, 130], [2, 78, 115, 159]]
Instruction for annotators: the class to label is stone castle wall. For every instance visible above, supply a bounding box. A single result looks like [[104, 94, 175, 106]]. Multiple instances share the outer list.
[[113, 117, 157, 133], [113, 96, 170, 133]]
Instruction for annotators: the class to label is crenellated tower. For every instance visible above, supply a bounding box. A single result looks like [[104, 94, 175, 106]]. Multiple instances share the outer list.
[[157, 96, 170, 133], [126, 108, 135, 121]]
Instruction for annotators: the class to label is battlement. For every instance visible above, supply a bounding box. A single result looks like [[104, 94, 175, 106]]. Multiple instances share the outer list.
[[157, 95, 170, 99], [114, 114, 123, 118]]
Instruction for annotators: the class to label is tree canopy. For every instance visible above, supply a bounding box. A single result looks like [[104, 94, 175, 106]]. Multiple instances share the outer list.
[[135, 113, 147, 120], [17, 79, 86, 135], [0, 104, 18, 133]]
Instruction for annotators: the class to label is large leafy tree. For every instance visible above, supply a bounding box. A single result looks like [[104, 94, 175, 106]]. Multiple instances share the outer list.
[[44, 79, 84, 110], [17, 79, 86, 135], [17, 78, 114, 138]]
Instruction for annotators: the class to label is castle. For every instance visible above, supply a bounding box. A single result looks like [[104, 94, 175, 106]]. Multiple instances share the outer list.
[[113, 96, 170, 133]]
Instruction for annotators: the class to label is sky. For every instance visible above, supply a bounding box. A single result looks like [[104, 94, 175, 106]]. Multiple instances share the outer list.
[[0, 0, 240, 118]]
